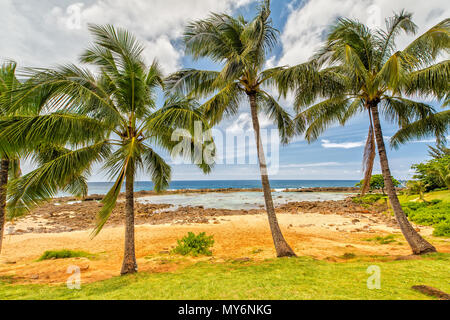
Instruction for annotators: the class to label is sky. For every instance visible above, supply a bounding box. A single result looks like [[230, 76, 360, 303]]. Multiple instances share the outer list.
[[1, 0, 449, 181]]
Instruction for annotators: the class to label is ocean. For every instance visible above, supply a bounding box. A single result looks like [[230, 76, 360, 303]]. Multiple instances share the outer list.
[[87, 180, 359, 195]]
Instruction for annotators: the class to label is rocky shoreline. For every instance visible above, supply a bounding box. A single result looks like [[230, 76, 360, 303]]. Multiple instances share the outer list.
[[59, 187, 362, 202], [6, 193, 399, 235]]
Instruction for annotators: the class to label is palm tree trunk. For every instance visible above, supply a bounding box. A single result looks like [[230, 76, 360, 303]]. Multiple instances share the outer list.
[[248, 93, 296, 257], [370, 104, 436, 255], [0, 159, 9, 255], [120, 170, 138, 275]]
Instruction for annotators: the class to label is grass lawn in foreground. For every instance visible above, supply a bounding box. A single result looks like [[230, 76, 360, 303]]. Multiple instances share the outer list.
[[1, 254, 449, 300]]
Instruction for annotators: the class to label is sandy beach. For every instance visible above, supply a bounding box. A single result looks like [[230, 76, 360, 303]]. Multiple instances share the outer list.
[[1, 191, 448, 285]]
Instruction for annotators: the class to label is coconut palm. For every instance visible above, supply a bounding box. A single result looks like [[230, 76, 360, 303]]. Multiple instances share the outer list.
[[0, 62, 23, 254], [0, 25, 211, 274], [166, 0, 296, 257], [277, 12, 449, 254]]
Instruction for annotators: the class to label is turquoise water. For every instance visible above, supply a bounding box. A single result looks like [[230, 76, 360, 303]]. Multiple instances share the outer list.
[[137, 191, 352, 210], [82, 180, 357, 210], [88, 180, 358, 195]]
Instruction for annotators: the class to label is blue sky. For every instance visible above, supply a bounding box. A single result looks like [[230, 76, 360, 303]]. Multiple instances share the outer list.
[[1, 0, 448, 181]]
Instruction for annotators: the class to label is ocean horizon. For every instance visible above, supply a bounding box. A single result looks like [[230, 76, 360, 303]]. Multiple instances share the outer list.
[[86, 180, 360, 195]]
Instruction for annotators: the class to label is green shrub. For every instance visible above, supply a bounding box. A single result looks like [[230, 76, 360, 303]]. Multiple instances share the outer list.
[[406, 202, 449, 226], [172, 232, 215, 256], [352, 194, 386, 205], [38, 249, 93, 261], [433, 221, 450, 237], [401, 200, 450, 237], [402, 200, 442, 217]]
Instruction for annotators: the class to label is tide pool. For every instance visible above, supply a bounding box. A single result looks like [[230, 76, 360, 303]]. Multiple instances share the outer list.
[[137, 191, 352, 210]]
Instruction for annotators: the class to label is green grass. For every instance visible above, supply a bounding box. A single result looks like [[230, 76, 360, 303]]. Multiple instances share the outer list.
[[1, 254, 449, 300], [398, 190, 450, 203], [37, 250, 95, 261]]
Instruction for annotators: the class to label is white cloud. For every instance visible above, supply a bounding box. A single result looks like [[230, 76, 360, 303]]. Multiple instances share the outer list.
[[1, 0, 254, 73], [409, 136, 450, 144], [226, 112, 273, 135], [321, 139, 365, 149], [227, 113, 253, 134], [278, 0, 450, 66]]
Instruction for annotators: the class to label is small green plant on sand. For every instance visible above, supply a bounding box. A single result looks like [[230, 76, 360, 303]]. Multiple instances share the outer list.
[[37, 250, 94, 261], [340, 253, 356, 260], [364, 235, 397, 245], [172, 232, 214, 257]]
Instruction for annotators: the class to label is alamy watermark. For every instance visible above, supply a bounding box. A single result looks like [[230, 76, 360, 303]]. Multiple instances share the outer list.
[[67, 265, 82, 290], [366, 265, 381, 290]]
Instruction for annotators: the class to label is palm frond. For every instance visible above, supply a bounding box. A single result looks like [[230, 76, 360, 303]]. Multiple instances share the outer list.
[[390, 110, 450, 149], [142, 147, 171, 192], [405, 60, 450, 100], [164, 69, 222, 98], [201, 82, 244, 126], [299, 97, 352, 142], [7, 141, 110, 218], [257, 91, 294, 144], [361, 120, 376, 195], [375, 10, 417, 67], [184, 13, 243, 62], [91, 163, 126, 237], [403, 18, 450, 69], [0, 113, 108, 152], [382, 96, 437, 126]]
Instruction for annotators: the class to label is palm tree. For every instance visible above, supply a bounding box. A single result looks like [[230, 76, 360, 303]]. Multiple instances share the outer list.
[[278, 12, 449, 254], [166, 0, 296, 257], [0, 62, 22, 254], [0, 25, 211, 274]]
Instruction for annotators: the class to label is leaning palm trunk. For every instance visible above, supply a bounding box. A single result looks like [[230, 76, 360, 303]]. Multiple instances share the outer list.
[[0, 159, 9, 254], [121, 170, 138, 274], [249, 94, 296, 257], [371, 104, 436, 255]]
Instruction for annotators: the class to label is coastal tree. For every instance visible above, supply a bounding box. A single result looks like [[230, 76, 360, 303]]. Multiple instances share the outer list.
[[355, 174, 401, 195], [0, 62, 23, 254], [166, 0, 297, 257], [405, 180, 428, 202], [0, 25, 211, 274], [410, 145, 450, 191], [277, 12, 449, 254]]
